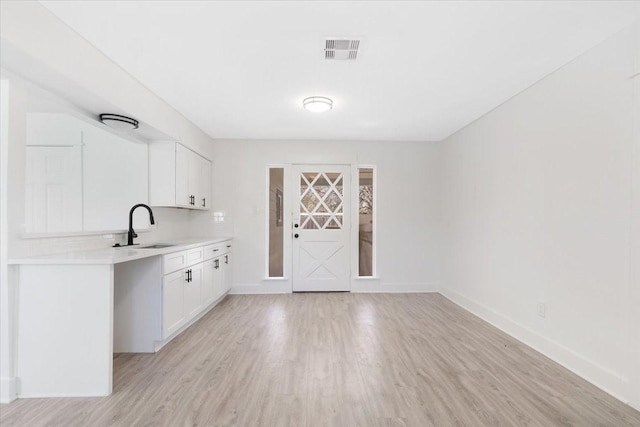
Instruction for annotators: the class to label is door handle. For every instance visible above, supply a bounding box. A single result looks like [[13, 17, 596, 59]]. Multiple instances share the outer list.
[[202, 198, 206, 207], [294, 233, 299, 239]]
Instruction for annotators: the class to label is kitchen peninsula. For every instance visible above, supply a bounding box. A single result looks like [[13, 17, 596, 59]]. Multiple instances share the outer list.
[[9, 237, 233, 398]]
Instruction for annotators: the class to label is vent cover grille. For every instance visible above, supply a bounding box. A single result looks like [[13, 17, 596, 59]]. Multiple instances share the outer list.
[[324, 39, 360, 60]]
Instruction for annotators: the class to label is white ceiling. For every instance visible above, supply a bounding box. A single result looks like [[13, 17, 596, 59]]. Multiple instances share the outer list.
[[40, 1, 640, 142]]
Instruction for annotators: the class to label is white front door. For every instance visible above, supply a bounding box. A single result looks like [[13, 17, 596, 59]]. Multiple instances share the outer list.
[[292, 165, 351, 292]]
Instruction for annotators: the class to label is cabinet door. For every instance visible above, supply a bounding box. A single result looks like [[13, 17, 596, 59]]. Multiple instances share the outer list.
[[175, 144, 191, 207], [222, 253, 232, 293], [187, 149, 201, 209], [163, 269, 187, 338], [202, 259, 216, 306], [184, 263, 203, 319], [213, 257, 224, 300], [198, 156, 211, 210]]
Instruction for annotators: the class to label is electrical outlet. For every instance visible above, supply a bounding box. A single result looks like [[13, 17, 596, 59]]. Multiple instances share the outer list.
[[537, 302, 546, 318]]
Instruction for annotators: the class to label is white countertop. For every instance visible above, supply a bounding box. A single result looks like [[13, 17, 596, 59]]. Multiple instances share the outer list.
[[8, 237, 233, 265]]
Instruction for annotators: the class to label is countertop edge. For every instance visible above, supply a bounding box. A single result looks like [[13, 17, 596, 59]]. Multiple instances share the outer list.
[[8, 237, 233, 265]]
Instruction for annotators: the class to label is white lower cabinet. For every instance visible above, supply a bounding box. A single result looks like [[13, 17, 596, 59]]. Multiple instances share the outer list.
[[203, 259, 215, 306], [184, 262, 203, 318], [163, 269, 187, 338], [161, 240, 232, 340], [203, 257, 224, 306], [222, 252, 232, 293]]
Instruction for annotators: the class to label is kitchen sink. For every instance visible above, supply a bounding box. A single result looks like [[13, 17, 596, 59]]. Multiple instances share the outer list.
[[140, 244, 176, 249]]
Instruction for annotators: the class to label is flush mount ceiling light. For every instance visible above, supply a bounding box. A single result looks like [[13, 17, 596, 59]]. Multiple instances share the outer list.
[[303, 96, 333, 113], [99, 114, 139, 130]]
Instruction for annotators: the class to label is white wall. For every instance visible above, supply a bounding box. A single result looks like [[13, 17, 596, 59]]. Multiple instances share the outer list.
[[192, 139, 441, 294], [441, 24, 640, 409]]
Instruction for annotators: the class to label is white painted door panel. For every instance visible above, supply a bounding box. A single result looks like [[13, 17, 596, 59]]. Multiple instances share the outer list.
[[222, 254, 232, 293], [184, 263, 203, 318], [198, 155, 211, 209], [163, 269, 186, 338], [175, 143, 190, 207], [203, 259, 215, 306], [292, 165, 351, 292], [188, 149, 200, 209], [214, 257, 224, 298]]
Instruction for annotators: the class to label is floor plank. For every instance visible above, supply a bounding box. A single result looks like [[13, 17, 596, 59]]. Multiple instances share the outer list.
[[1, 293, 639, 426]]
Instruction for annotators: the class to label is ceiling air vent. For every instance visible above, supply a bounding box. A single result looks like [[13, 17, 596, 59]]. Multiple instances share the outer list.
[[324, 39, 361, 60]]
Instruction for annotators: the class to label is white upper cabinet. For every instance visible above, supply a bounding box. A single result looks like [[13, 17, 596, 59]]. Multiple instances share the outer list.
[[175, 143, 191, 208], [149, 141, 211, 210], [198, 154, 211, 209]]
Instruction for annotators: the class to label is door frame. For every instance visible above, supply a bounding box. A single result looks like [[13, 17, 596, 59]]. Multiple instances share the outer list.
[[264, 162, 365, 293]]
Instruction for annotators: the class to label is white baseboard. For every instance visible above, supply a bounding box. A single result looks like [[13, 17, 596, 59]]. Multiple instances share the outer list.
[[231, 281, 440, 294], [352, 280, 440, 293], [0, 376, 17, 403], [17, 391, 110, 399], [229, 282, 292, 294], [439, 287, 632, 407], [153, 293, 229, 352]]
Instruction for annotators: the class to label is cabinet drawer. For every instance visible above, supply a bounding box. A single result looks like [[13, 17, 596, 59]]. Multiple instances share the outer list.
[[221, 241, 232, 255], [186, 247, 204, 265], [204, 243, 230, 260], [203, 244, 222, 261], [164, 250, 187, 274]]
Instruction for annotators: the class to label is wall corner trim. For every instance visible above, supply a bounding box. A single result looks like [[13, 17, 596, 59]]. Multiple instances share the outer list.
[[0, 376, 18, 403]]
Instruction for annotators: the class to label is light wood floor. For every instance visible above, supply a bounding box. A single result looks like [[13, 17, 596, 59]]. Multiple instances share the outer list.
[[2, 293, 639, 426]]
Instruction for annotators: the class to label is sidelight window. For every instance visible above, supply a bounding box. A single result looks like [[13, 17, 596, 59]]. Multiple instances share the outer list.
[[268, 167, 284, 277], [358, 167, 375, 277]]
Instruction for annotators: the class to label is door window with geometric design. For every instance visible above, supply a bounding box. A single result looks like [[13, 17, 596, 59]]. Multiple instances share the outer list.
[[299, 172, 344, 230]]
